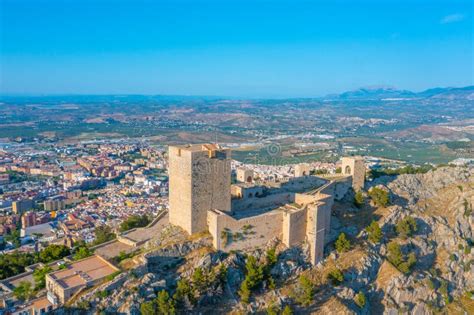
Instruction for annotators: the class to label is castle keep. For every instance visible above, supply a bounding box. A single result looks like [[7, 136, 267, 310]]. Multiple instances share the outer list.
[[169, 144, 365, 265], [169, 144, 231, 234]]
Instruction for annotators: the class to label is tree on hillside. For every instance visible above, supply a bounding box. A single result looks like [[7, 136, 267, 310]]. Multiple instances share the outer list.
[[238, 255, 267, 304], [354, 191, 365, 208], [366, 220, 383, 244], [192, 267, 207, 293], [328, 268, 344, 285], [282, 305, 293, 315], [368, 187, 389, 207], [297, 275, 314, 306], [396, 216, 418, 239], [354, 291, 366, 308], [140, 300, 156, 315], [239, 279, 251, 304], [335, 233, 351, 253], [173, 278, 195, 308], [387, 241, 417, 274], [156, 290, 176, 315]]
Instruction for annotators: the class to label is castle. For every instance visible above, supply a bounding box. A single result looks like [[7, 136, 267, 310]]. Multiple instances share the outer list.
[[168, 144, 365, 265]]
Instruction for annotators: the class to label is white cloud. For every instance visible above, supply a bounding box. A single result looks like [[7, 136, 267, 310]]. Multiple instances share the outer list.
[[440, 13, 465, 24]]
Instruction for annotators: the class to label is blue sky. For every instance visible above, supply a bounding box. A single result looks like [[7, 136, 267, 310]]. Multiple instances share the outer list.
[[0, 0, 472, 97]]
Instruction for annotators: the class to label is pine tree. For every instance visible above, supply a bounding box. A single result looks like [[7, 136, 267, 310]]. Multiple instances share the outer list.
[[335, 233, 351, 253], [328, 268, 344, 285], [192, 267, 206, 293], [282, 305, 293, 315], [297, 275, 314, 306], [366, 220, 383, 243], [354, 291, 366, 308], [354, 191, 364, 208], [156, 290, 176, 315], [239, 279, 251, 304], [396, 216, 418, 239]]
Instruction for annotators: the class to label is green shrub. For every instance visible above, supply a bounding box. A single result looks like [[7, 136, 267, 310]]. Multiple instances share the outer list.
[[387, 242, 416, 274], [239, 279, 251, 304], [426, 277, 436, 290], [173, 278, 195, 307], [328, 268, 344, 285], [296, 275, 314, 306], [33, 266, 52, 290], [156, 290, 176, 315], [335, 233, 351, 253], [396, 216, 418, 239], [368, 187, 390, 207], [119, 214, 150, 232], [439, 280, 450, 304], [13, 281, 34, 301], [366, 220, 383, 243], [354, 291, 366, 308], [38, 244, 70, 263], [354, 191, 365, 208], [266, 304, 278, 315], [73, 245, 93, 261], [93, 225, 116, 245], [282, 305, 293, 315]]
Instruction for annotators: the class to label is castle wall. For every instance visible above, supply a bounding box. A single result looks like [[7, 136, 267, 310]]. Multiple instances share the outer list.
[[295, 163, 311, 177], [333, 177, 352, 200], [282, 208, 307, 247], [207, 209, 283, 252], [294, 193, 318, 206], [191, 149, 231, 232], [169, 145, 231, 234], [306, 202, 328, 265], [341, 157, 365, 191], [236, 168, 254, 183], [231, 192, 293, 212], [169, 147, 194, 233], [231, 176, 326, 212]]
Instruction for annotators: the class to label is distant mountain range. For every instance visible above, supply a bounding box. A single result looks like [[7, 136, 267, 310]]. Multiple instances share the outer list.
[[325, 85, 474, 101]]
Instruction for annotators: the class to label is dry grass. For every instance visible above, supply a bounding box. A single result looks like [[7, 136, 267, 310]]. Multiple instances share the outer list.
[[458, 295, 474, 314], [333, 199, 391, 234], [375, 260, 401, 290], [301, 247, 368, 286], [187, 230, 211, 241], [310, 296, 353, 315], [446, 297, 474, 315], [434, 248, 450, 275], [417, 183, 473, 226]]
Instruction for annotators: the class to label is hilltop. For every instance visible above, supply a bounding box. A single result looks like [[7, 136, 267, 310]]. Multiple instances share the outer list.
[[57, 165, 473, 314]]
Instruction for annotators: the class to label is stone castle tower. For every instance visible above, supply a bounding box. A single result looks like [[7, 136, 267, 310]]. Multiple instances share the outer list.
[[168, 144, 231, 234], [341, 156, 365, 191]]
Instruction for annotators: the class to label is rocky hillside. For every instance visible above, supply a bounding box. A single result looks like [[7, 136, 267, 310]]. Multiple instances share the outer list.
[[56, 166, 474, 315]]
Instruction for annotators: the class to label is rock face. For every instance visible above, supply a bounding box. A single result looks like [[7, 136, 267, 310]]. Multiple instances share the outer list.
[[370, 166, 474, 313]]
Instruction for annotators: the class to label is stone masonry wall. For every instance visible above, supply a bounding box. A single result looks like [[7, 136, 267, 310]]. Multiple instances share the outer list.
[[282, 207, 308, 247], [207, 209, 283, 252]]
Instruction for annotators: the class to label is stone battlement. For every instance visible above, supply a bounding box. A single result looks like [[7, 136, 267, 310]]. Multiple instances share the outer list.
[[168, 143, 365, 265]]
